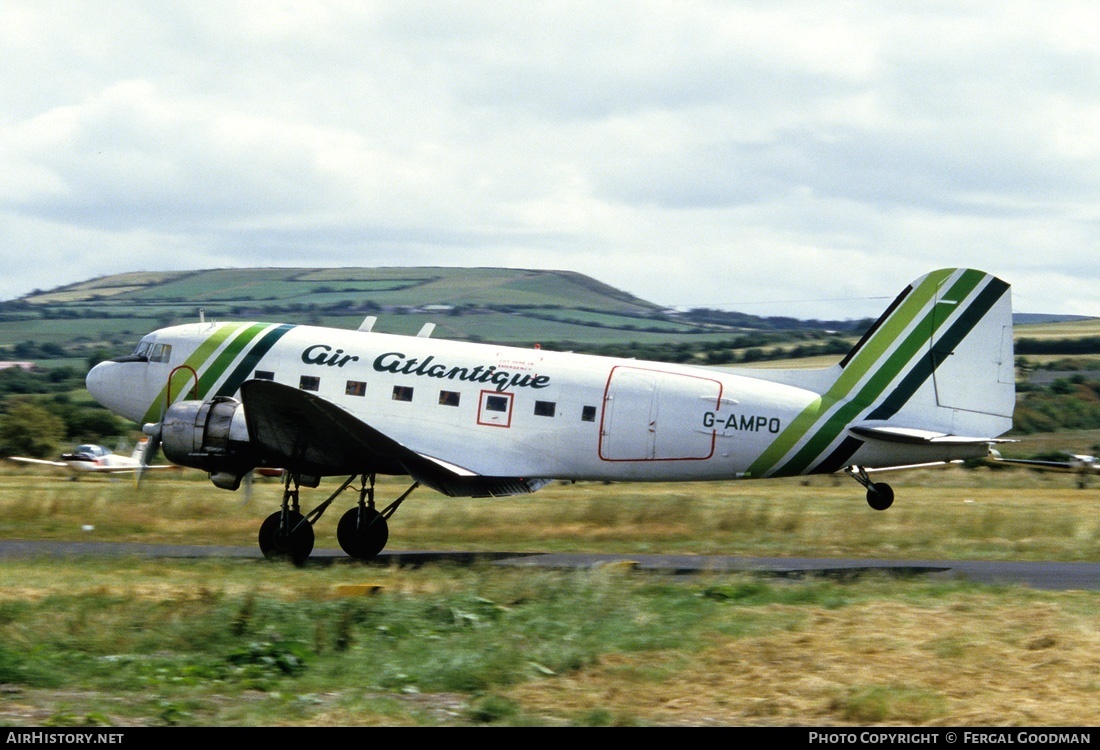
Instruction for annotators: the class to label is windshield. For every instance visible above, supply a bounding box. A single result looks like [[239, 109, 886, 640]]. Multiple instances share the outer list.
[[111, 338, 172, 364]]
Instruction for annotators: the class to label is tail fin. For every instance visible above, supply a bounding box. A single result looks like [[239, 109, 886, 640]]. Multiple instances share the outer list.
[[745, 268, 1014, 478], [836, 267, 1014, 434]]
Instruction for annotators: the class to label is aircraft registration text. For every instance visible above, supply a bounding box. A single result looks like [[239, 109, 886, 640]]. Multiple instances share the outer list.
[[703, 411, 782, 434]]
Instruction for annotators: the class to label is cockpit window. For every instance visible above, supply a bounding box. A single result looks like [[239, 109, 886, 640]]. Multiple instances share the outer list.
[[149, 343, 171, 364], [111, 339, 171, 364]]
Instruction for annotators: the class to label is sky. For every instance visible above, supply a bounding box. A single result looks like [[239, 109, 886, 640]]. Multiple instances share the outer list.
[[2, 1, 1099, 321]]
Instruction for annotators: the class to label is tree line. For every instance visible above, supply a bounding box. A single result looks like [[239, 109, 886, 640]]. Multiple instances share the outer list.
[[0, 365, 127, 458], [3, 342, 1100, 460]]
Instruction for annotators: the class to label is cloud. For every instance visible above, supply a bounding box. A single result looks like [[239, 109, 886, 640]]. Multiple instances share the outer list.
[[1, 1, 1098, 320]]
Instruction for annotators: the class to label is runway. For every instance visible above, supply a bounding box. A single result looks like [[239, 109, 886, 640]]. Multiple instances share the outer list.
[[1, 540, 1098, 591]]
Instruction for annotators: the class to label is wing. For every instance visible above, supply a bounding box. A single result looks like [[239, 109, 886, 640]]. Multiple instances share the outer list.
[[80, 464, 177, 473], [988, 456, 1089, 472], [997, 458, 1076, 468], [238, 379, 548, 497], [8, 457, 69, 468]]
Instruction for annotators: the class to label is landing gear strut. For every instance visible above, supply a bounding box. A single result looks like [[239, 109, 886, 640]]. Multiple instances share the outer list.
[[338, 474, 387, 560], [258, 474, 315, 565], [257, 472, 421, 564], [845, 466, 895, 511]]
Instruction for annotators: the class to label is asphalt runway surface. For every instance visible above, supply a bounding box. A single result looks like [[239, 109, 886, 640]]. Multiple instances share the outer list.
[[1, 540, 1098, 591]]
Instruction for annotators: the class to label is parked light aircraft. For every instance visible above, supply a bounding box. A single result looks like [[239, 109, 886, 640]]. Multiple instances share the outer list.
[[989, 450, 1098, 488], [8, 441, 174, 479], [85, 267, 1016, 563]]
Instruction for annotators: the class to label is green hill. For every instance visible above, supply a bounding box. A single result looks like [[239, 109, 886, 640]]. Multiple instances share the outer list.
[[3, 266, 1096, 372], [2, 266, 1100, 444], [0, 267, 869, 365]]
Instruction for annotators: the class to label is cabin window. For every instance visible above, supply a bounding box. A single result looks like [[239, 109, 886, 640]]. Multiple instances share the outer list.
[[581, 405, 597, 422], [478, 390, 514, 427], [484, 395, 509, 412], [299, 375, 320, 392], [534, 400, 556, 417], [254, 370, 275, 381], [392, 385, 414, 402], [439, 390, 461, 406], [346, 380, 367, 397]]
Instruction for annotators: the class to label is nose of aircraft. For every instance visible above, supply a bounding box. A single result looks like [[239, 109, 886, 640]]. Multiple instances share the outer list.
[[86, 361, 142, 422]]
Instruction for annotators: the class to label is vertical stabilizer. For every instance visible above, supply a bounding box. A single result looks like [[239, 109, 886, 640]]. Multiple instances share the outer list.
[[746, 268, 1014, 478], [844, 268, 1014, 433]]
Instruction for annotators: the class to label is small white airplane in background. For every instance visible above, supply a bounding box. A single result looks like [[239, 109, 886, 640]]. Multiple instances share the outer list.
[[8, 441, 175, 479], [85, 267, 1016, 563], [989, 450, 1099, 488]]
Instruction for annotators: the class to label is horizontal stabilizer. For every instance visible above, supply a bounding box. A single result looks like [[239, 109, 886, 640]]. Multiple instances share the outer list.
[[849, 422, 1014, 446]]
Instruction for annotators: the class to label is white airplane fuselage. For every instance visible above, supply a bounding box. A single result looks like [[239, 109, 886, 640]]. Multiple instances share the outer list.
[[61, 447, 142, 472], [86, 317, 998, 486], [88, 322, 808, 482]]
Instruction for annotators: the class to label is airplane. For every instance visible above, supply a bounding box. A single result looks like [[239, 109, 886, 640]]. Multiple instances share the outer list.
[[988, 449, 1099, 488], [84, 267, 1016, 564], [8, 440, 175, 479]]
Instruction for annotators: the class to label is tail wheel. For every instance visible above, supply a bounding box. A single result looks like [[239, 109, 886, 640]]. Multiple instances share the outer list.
[[259, 510, 315, 565], [866, 482, 895, 511], [337, 506, 389, 559]]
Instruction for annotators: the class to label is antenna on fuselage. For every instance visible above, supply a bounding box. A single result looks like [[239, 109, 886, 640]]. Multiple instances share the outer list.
[[416, 322, 436, 338], [358, 315, 377, 332], [199, 308, 205, 324]]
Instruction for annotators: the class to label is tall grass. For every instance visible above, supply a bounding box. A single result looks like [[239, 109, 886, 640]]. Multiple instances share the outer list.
[[2, 463, 1099, 560], [1, 463, 1098, 726], [0, 558, 1097, 727]]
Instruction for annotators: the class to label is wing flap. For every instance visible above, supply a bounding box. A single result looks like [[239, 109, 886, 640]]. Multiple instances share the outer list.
[[239, 380, 547, 497]]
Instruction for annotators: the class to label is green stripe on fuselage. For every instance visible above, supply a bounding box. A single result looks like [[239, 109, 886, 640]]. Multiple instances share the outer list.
[[141, 322, 256, 423], [745, 269, 983, 478], [195, 323, 270, 397], [215, 323, 295, 398]]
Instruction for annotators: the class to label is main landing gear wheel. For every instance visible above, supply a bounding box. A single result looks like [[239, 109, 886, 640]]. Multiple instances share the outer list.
[[254, 472, 421, 565], [258, 510, 315, 565], [337, 506, 389, 559]]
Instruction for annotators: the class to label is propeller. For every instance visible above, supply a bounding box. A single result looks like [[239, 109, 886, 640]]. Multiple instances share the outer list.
[[241, 468, 253, 505], [137, 415, 164, 486]]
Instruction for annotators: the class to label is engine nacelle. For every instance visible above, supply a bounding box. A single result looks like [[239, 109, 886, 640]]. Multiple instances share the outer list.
[[160, 397, 257, 490]]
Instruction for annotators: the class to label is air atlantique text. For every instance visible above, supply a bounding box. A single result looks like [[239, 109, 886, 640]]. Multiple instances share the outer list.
[[808, 731, 1091, 744], [372, 352, 550, 392], [301, 345, 551, 393]]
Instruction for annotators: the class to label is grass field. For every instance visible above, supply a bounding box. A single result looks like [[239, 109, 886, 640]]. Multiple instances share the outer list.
[[0, 461, 1097, 727], [3, 461, 1099, 560], [2, 269, 1098, 726], [1016, 318, 1100, 339]]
